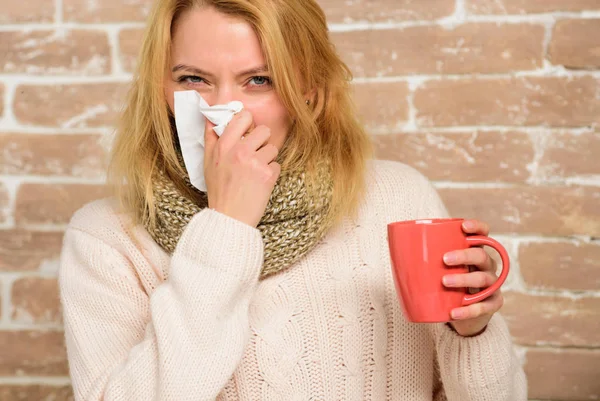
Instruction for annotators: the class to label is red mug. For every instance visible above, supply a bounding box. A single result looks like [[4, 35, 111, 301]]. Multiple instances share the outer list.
[[387, 218, 510, 323]]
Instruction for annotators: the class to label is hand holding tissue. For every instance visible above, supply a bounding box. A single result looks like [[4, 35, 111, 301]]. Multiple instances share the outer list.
[[174, 90, 244, 192], [174, 90, 281, 227]]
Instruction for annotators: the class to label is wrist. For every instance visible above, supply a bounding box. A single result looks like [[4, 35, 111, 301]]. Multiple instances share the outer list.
[[447, 322, 488, 337], [210, 206, 258, 228]]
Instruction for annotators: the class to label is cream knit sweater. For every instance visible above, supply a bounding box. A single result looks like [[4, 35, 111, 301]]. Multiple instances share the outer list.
[[59, 160, 528, 401]]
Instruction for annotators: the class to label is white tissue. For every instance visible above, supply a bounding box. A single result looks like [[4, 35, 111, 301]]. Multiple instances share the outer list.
[[174, 90, 244, 192]]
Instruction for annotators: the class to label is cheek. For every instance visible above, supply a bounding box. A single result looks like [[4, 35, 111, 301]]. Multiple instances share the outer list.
[[246, 96, 291, 147]]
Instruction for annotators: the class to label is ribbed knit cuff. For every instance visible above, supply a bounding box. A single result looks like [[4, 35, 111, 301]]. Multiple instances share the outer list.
[[433, 314, 516, 399], [174, 208, 264, 283]]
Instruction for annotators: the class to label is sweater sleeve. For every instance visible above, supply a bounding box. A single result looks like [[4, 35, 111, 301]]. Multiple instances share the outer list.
[[414, 174, 528, 400], [429, 316, 528, 400], [59, 208, 263, 401]]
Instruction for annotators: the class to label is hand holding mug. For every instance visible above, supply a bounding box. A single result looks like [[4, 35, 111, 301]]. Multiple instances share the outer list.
[[387, 218, 510, 337], [443, 219, 504, 337]]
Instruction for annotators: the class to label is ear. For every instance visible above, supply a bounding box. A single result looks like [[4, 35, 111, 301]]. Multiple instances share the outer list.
[[305, 88, 317, 104], [306, 87, 325, 117]]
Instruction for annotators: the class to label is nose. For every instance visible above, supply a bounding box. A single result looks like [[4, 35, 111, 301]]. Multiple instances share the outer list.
[[212, 86, 237, 106]]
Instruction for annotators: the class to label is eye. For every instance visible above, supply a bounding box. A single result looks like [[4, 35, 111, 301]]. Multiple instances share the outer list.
[[249, 76, 272, 86], [178, 75, 205, 85]]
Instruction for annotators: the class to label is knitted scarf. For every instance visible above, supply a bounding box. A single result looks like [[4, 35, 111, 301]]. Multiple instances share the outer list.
[[145, 158, 333, 278]]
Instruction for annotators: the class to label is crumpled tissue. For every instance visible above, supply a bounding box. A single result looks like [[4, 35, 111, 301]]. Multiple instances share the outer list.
[[174, 90, 244, 192]]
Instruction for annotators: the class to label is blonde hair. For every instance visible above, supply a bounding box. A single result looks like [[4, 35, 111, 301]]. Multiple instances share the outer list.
[[108, 0, 373, 228]]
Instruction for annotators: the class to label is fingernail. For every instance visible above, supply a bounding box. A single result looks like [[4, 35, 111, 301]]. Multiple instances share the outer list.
[[443, 275, 455, 286], [462, 221, 475, 230], [451, 309, 463, 320], [443, 253, 456, 264]]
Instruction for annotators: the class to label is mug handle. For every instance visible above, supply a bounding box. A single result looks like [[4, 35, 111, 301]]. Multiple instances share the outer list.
[[462, 236, 510, 306]]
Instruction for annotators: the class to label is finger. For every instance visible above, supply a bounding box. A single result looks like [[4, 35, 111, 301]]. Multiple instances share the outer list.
[[444, 247, 494, 271], [462, 219, 490, 236], [442, 271, 497, 289], [488, 252, 499, 274], [244, 125, 271, 151], [255, 143, 279, 165], [204, 119, 219, 157], [450, 292, 504, 320], [219, 110, 254, 149], [264, 161, 281, 185]]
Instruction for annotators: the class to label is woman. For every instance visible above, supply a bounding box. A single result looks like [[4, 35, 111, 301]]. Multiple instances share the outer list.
[[59, 0, 527, 400]]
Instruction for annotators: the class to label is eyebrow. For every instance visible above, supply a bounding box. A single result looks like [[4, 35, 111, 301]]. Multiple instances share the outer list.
[[171, 64, 269, 78]]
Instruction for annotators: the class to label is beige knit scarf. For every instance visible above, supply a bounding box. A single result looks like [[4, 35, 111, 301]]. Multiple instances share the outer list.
[[145, 157, 333, 278]]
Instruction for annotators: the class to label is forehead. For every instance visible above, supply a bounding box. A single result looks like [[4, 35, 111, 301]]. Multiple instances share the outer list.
[[170, 7, 266, 69]]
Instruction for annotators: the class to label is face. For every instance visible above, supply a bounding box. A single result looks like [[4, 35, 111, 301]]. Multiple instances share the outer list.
[[165, 6, 292, 149]]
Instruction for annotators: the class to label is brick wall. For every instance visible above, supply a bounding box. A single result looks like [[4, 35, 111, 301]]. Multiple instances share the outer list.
[[1, 0, 599, 400]]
